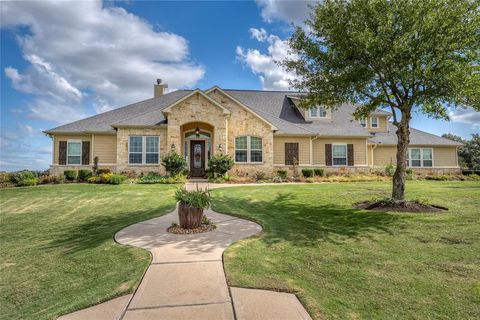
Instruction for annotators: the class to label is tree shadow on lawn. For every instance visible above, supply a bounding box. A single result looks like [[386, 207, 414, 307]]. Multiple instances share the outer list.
[[41, 204, 175, 254], [214, 192, 406, 245]]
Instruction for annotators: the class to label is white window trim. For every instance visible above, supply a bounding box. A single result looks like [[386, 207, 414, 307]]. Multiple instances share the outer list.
[[309, 106, 327, 118], [407, 148, 434, 168], [128, 135, 160, 165], [370, 117, 379, 128], [332, 143, 348, 167], [234, 136, 263, 164], [67, 139, 82, 165]]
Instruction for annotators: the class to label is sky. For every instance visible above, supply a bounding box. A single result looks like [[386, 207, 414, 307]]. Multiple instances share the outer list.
[[1, 0, 478, 172]]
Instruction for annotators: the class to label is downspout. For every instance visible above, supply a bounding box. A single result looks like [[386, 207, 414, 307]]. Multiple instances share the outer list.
[[310, 134, 320, 165], [371, 143, 378, 168]]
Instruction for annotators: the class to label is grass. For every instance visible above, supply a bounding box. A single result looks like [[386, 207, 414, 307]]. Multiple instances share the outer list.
[[0, 184, 177, 320], [211, 181, 480, 320]]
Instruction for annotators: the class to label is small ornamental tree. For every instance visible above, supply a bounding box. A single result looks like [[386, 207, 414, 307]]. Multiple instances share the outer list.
[[161, 151, 187, 176], [207, 154, 234, 178], [284, 0, 480, 200]]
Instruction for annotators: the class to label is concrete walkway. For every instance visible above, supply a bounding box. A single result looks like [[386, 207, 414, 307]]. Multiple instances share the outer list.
[[59, 182, 312, 320]]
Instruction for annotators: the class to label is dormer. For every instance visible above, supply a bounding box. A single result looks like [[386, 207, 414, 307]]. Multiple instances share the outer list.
[[358, 114, 389, 132], [288, 95, 332, 121]]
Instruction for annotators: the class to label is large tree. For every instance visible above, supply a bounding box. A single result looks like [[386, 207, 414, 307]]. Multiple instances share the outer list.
[[443, 133, 480, 170], [284, 0, 480, 200]]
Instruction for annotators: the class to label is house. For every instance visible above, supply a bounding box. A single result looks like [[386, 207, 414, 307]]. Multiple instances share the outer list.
[[44, 81, 462, 177]]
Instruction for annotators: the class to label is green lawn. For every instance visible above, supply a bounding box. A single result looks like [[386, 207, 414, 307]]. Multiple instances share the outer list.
[[0, 184, 177, 320], [211, 181, 480, 320]]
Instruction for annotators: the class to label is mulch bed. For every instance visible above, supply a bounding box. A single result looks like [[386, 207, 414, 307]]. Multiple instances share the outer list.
[[167, 224, 217, 234], [354, 200, 448, 213]]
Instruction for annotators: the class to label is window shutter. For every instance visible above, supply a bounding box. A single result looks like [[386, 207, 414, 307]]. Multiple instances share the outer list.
[[59, 141, 67, 165], [82, 141, 90, 165], [347, 144, 354, 166], [325, 144, 332, 166], [285, 143, 299, 165]]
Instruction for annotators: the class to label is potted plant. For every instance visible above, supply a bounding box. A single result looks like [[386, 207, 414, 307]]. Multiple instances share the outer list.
[[174, 187, 211, 229]]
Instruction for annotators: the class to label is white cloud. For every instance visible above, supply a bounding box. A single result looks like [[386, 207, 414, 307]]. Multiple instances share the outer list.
[[255, 0, 316, 25], [236, 28, 298, 90], [450, 107, 480, 128], [1, 0, 205, 123]]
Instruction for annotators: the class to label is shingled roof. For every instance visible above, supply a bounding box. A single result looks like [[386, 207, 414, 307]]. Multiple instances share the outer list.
[[44, 88, 458, 146]]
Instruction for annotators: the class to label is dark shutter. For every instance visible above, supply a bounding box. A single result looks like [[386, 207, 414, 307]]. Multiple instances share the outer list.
[[285, 143, 299, 165], [347, 144, 354, 166], [82, 141, 90, 165], [59, 141, 67, 165], [325, 144, 332, 166]]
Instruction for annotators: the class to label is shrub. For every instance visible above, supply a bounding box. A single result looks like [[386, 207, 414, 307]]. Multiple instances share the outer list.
[[174, 187, 211, 209], [207, 154, 234, 178], [254, 171, 267, 181], [314, 168, 325, 177], [109, 174, 126, 185], [11, 171, 39, 186], [0, 172, 14, 188], [39, 175, 65, 184], [138, 172, 186, 184], [96, 168, 111, 175], [306, 177, 315, 183], [161, 152, 187, 176], [301, 168, 314, 178], [88, 173, 113, 184], [78, 170, 92, 182], [63, 170, 78, 181], [385, 164, 396, 177], [276, 170, 288, 179]]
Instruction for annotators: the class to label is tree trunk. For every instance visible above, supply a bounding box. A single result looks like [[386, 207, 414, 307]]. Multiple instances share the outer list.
[[392, 111, 411, 200], [178, 203, 204, 229]]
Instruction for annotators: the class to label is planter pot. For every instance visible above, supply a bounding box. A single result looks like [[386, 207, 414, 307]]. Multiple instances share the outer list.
[[178, 203, 204, 229]]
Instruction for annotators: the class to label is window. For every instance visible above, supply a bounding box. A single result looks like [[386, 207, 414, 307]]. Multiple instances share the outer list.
[[129, 136, 160, 164], [332, 144, 347, 166], [359, 118, 366, 127], [67, 141, 81, 165], [235, 136, 263, 163], [370, 117, 379, 128], [408, 148, 433, 167], [309, 106, 327, 118]]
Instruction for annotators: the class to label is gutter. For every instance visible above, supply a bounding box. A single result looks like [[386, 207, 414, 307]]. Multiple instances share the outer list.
[[310, 135, 320, 165]]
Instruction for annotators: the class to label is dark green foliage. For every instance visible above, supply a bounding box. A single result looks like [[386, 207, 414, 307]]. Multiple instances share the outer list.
[[78, 170, 92, 182], [314, 168, 325, 177], [276, 170, 288, 179], [174, 187, 211, 209], [11, 171, 39, 186], [284, 0, 480, 200], [63, 170, 78, 181], [161, 152, 187, 176], [207, 154, 234, 178], [302, 168, 314, 178]]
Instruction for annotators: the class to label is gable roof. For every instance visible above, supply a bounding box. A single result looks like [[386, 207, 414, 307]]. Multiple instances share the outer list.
[[368, 123, 463, 146], [44, 87, 458, 146]]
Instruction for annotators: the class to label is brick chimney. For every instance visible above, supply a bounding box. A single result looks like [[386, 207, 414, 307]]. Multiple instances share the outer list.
[[154, 79, 168, 97]]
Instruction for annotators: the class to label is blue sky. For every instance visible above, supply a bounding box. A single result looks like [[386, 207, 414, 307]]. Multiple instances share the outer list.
[[1, 0, 478, 171]]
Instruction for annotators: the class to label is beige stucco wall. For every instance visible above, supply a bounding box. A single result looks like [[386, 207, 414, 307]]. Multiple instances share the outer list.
[[312, 138, 368, 166], [52, 134, 92, 165], [93, 134, 117, 164], [208, 89, 274, 175], [116, 127, 168, 174], [373, 145, 459, 167], [273, 136, 311, 165]]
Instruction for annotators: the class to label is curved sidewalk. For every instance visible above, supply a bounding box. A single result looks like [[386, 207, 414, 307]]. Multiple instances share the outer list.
[[59, 182, 312, 320]]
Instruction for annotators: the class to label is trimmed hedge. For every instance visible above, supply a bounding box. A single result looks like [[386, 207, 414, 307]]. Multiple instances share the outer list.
[[78, 170, 92, 182], [302, 168, 314, 178], [64, 170, 77, 181]]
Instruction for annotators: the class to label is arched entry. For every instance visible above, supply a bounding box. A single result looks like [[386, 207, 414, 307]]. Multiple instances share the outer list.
[[181, 122, 214, 177]]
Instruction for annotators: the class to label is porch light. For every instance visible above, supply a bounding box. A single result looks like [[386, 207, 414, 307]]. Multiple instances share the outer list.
[[195, 124, 200, 137], [171, 144, 175, 151], [218, 143, 223, 152]]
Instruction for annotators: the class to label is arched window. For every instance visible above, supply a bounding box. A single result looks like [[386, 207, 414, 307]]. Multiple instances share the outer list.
[[235, 136, 263, 163]]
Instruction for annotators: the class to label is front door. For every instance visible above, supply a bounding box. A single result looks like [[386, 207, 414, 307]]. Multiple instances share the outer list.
[[190, 140, 205, 177]]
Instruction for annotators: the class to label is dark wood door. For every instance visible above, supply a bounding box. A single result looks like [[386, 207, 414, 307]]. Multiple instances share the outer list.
[[190, 140, 205, 177], [285, 143, 299, 165]]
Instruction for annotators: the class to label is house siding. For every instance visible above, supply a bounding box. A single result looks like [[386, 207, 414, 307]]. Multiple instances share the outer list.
[[93, 134, 117, 164], [273, 136, 310, 165], [373, 145, 459, 167], [312, 138, 367, 166], [367, 115, 389, 132], [53, 134, 92, 165]]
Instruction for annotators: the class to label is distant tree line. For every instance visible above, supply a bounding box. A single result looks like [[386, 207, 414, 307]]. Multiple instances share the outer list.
[[442, 133, 480, 171]]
